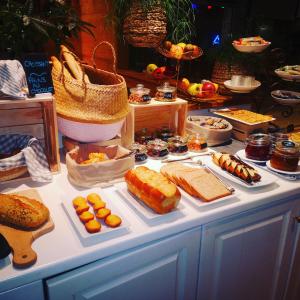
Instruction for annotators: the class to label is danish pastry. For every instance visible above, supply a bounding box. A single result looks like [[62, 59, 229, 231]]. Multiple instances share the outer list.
[[72, 196, 87, 208], [85, 220, 101, 233], [96, 208, 111, 219], [105, 214, 122, 228], [75, 204, 90, 215], [87, 193, 102, 205], [79, 211, 94, 223], [93, 200, 106, 211]]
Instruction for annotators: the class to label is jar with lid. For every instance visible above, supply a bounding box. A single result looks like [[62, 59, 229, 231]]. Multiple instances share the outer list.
[[147, 139, 169, 159], [135, 128, 154, 145], [245, 133, 272, 161], [187, 133, 208, 152], [130, 143, 148, 163], [129, 84, 151, 104], [156, 126, 174, 141], [270, 140, 300, 172], [167, 136, 188, 155], [155, 82, 176, 102]]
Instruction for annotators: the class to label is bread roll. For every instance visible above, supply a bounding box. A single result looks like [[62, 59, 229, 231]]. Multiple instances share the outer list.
[[60, 45, 90, 83], [0, 194, 49, 229], [51, 56, 73, 80], [124, 166, 181, 214]]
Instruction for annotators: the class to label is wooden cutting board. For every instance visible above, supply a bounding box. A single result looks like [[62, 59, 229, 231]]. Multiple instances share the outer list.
[[0, 189, 54, 268]]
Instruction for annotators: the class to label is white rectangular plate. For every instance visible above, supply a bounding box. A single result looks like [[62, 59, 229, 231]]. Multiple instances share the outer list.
[[213, 110, 275, 126], [61, 188, 130, 245], [205, 160, 277, 188], [115, 182, 185, 223]]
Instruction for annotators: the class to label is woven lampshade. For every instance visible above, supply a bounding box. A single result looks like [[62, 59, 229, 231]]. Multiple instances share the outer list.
[[123, 1, 167, 48]]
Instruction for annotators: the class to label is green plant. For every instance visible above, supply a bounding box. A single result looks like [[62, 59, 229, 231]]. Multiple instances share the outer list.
[[107, 0, 195, 44], [0, 0, 94, 57]]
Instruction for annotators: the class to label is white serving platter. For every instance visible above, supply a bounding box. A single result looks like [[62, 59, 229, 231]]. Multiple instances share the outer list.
[[205, 159, 277, 189], [115, 182, 185, 223], [61, 188, 130, 245]]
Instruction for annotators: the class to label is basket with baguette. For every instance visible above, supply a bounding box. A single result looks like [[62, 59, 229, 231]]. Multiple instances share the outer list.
[[51, 42, 129, 141]]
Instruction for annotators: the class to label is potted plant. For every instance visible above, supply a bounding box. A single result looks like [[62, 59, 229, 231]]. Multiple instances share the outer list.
[[0, 0, 94, 58], [108, 0, 195, 47]]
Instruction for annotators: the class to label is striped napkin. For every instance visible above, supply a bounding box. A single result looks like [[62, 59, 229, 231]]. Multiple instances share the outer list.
[[0, 60, 28, 99]]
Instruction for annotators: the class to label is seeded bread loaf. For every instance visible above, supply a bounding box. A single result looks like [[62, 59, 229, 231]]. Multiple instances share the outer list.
[[0, 194, 49, 229], [124, 166, 181, 214]]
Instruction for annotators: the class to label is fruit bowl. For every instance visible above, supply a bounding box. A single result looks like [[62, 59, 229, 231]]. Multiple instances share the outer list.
[[232, 41, 271, 53], [275, 65, 300, 82], [156, 45, 203, 60]]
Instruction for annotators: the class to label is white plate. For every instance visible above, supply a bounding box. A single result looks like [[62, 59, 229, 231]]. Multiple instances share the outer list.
[[266, 161, 300, 175], [115, 182, 185, 222], [61, 189, 130, 245], [179, 188, 239, 211], [236, 149, 268, 164], [205, 159, 277, 188], [232, 42, 270, 53], [271, 90, 300, 105], [224, 80, 261, 93]]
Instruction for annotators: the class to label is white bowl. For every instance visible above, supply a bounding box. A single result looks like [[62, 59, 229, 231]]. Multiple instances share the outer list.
[[271, 90, 300, 105], [57, 116, 125, 142], [224, 80, 261, 93], [275, 66, 300, 82], [232, 42, 270, 53]]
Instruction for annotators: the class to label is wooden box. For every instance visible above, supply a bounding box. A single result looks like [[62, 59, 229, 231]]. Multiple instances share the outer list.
[[0, 96, 60, 175], [121, 98, 188, 147]]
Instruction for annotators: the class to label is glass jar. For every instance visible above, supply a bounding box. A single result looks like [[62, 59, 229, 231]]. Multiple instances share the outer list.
[[187, 134, 208, 152], [156, 126, 174, 141], [270, 140, 300, 172], [130, 143, 148, 163], [245, 133, 272, 161], [167, 136, 188, 155], [147, 139, 169, 159], [135, 128, 154, 145], [129, 84, 151, 104], [269, 132, 290, 151], [155, 82, 176, 102]]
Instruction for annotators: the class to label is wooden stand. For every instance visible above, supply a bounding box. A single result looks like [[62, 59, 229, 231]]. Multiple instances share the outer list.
[[0, 95, 60, 173], [121, 98, 188, 148]]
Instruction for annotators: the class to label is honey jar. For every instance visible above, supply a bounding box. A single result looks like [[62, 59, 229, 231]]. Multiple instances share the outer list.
[[245, 133, 272, 161], [187, 134, 208, 152], [270, 140, 300, 172]]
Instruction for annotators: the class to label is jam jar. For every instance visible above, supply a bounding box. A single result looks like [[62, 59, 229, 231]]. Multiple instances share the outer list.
[[167, 136, 188, 155], [156, 126, 174, 141], [147, 139, 169, 159], [130, 143, 148, 163], [129, 84, 151, 104], [155, 82, 176, 102], [135, 128, 154, 145], [270, 140, 300, 172], [245, 133, 272, 161], [187, 134, 208, 152]]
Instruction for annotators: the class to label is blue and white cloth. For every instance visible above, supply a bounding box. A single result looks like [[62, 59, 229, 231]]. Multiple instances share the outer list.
[[0, 134, 52, 182], [0, 60, 28, 99]]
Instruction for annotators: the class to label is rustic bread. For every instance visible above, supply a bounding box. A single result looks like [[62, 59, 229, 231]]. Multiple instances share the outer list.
[[50, 56, 74, 80], [160, 163, 232, 202], [0, 193, 49, 229], [124, 166, 181, 214]]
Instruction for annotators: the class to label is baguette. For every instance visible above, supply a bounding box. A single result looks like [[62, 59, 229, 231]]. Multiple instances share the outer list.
[[124, 166, 181, 214], [60, 45, 90, 83], [51, 56, 74, 80], [0, 194, 49, 229]]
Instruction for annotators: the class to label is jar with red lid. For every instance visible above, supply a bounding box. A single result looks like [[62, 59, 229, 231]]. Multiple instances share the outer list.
[[245, 133, 272, 161], [270, 140, 300, 172]]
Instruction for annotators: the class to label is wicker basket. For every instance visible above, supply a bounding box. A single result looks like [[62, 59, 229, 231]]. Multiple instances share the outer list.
[[0, 166, 27, 182], [52, 41, 129, 124], [123, 1, 167, 48]]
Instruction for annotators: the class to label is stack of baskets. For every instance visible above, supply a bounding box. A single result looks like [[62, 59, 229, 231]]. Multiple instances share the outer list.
[[51, 41, 129, 142]]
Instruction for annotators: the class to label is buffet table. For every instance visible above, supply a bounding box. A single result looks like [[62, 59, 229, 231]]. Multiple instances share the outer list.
[[0, 141, 300, 300]]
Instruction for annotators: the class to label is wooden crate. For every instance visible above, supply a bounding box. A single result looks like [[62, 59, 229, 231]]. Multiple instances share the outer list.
[[0, 96, 60, 174], [121, 98, 188, 147]]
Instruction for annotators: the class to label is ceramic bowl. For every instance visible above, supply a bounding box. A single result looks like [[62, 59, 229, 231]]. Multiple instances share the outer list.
[[223, 80, 261, 93], [232, 42, 271, 53]]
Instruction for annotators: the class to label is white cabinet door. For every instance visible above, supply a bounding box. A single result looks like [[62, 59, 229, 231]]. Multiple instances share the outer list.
[[197, 201, 295, 300], [0, 280, 44, 300], [46, 228, 200, 300]]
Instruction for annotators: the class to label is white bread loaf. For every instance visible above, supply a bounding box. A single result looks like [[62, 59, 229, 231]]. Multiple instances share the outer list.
[[0, 194, 49, 229], [124, 166, 181, 214], [160, 163, 232, 202]]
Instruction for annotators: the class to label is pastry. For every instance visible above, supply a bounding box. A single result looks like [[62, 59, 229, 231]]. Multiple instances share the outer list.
[[72, 196, 87, 208], [0, 193, 49, 229], [105, 214, 122, 228], [85, 220, 101, 233], [79, 211, 94, 223], [93, 200, 106, 211], [87, 193, 102, 205], [96, 208, 111, 219], [124, 166, 181, 214], [80, 152, 109, 165], [75, 204, 90, 215]]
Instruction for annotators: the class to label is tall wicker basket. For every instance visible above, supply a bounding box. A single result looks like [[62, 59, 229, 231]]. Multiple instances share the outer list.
[[123, 1, 167, 48]]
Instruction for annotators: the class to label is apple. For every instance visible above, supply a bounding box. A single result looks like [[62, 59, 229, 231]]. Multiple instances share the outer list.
[[202, 80, 216, 97], [177, 42, 186, 49], [163, 40, 172, 51], [152, 66, 166, 79], [163, 66, 176, 78], [187, 83, 202, 96], [170, 44, 184, 60], [192, 45, 201, 57], [184, 43, 194, 52], [146, 63, 158, 74], [179, 78, 190, 91]]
